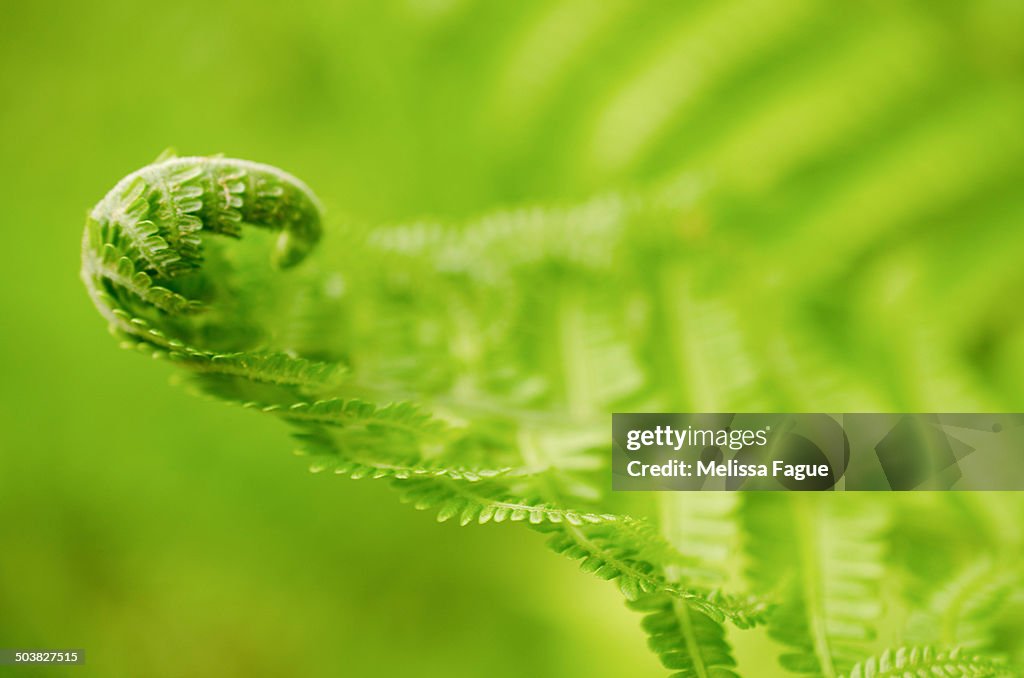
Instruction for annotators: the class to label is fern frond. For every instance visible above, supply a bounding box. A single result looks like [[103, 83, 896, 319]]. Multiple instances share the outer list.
[[287, 412, 540, 483], [661, 493, 743, 587], [745, 494, 887, 677], [82, 155, 323, 356], [630, 593, 740, 678], [363, 183, 703, 278], [542, 521, 768, 627], [118, 332, 344, 391], [844, 646, 1013, 678], [389, 470, 767, 625], [906, 558, 1021, 651], [280, 398, 448, 440], [172, 350, 344, 389], [82, 157, 782, 657], [296, 408, 769, 628], [643, 494, 749, 678], [396, 478, 617, 527]]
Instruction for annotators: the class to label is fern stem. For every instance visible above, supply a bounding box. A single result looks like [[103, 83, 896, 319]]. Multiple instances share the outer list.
[[660, 494, 712, 678], [795, 493, 838, 678]]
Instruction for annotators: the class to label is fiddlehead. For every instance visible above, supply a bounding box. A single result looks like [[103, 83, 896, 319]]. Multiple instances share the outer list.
[[81, 153, 338, 389]]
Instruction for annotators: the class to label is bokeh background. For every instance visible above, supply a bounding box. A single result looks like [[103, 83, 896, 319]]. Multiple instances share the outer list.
[[2, 1, 1024, 676]]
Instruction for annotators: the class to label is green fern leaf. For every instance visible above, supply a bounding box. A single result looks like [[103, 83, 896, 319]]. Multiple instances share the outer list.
[[630, 593, 740, 678], [844, 646, 1013, 678], [906, 559, 1021, 651], [745, 494, 887, 677]]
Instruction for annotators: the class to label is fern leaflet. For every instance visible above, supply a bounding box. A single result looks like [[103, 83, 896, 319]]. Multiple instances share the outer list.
[[844, 646, 1013, 678]]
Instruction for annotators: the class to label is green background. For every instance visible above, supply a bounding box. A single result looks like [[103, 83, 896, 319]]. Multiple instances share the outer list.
[[2, 1, 1023, 676]]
